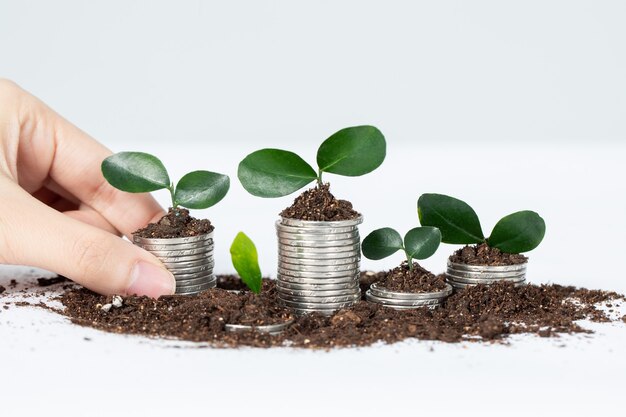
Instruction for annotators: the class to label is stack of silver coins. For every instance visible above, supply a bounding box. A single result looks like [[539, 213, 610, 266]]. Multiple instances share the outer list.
[[365, 282, 452, 310], [133, 232, 216, 295], [275, 216, 363, 315], [446, 260, 527, 289]]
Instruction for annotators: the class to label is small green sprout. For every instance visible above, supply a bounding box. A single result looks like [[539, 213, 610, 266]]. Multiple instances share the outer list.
[[229, 232, 262, 294], [101, 152, 230, 209], [237, 125, 386, 197], [362, 226, 442, 270], [417, 193, 546, 254]]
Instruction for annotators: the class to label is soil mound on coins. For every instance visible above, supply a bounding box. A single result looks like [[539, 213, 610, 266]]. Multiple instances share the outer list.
[[449, 243, 528, 266], [134, 208, 213, 239], [280, 184, 360, 221], [47, 275, 623, 348], [376, 263, 447, 293]]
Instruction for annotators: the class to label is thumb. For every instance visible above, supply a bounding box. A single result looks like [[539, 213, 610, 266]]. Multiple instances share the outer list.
[[0, 182, 176, 297]]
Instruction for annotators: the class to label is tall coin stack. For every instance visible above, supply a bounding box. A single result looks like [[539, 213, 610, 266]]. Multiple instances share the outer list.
[[446, 260, 527, 289], [133, 232, 216, 295], [275, 216, 363, 315]]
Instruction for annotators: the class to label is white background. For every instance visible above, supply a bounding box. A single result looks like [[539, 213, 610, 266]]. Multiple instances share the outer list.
[[1, 1, 625, 416]]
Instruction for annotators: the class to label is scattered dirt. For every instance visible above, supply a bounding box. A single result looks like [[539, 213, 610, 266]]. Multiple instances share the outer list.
[[280, 183, 360, 221], [48, 275, 623, 348], [37, 277, 69, 287], [359, 271, 385, 298], [449, 243, 528, 266], [376, 262, 448, 293], [134, 208, 213, 239], [0, 285, 5, 294]]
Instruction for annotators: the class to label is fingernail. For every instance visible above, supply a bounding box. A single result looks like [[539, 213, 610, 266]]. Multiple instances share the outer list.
[[128, 261, 176, 298]]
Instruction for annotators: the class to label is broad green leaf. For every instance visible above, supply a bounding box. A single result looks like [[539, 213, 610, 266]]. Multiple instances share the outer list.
[[230, 232, 262, 294], [488, 211, 546, 254], [101, 152, 170, 192], [417, 193, 485, 244], [404, 227, 442, 260], [174, 170, 230, 209], [238, 149, 317, 197], [361, 227, 404, 260], [316, 125, 386, 176]]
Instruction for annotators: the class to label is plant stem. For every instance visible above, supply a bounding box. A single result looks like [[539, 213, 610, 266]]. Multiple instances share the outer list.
[[317, 170, 323, 186], [167, 184, 177, 209], [405, 251, 413, 270]]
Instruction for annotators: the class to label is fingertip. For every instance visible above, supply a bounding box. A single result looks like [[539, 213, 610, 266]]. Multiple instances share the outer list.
[[127, 260, 176, 298]]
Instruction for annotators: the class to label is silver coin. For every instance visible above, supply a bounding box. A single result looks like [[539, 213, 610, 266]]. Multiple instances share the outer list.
[[135, 241, 214, 251], [277, 238, 361, 248], [278, 255, 360, 266], [278, 293, 360, 304], [276, 230, 359, 241], [167, 263, 214, 274], [276, 222, 359, 235], [225, 319, 293, 334], [133, 233, 214, 245], [365, 291, 441, 307], [278, 261, 359, 273], [175, 275, 216, 286], [279, 216, 363, 228], [277, 286, 360, 297], [154, 252, 214, 263], [175, 281, 216, 294], [161, 258, 215, 269], [369, 283, 453, 300], [278, 249, 361, 261], [446, 268, 526, 280], [277, 280, 359, 291], [447, 260, 527, 273], [142, 246, 214, 257], [278, 243, 361, 254], [172, 269, 215, 280], [445, 274, 526, 285], [277, 269, 358, 281], [278, 297, 358, 310]]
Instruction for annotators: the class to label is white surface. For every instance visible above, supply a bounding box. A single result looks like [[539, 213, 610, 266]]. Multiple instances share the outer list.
[[1, 1, 626, 416]]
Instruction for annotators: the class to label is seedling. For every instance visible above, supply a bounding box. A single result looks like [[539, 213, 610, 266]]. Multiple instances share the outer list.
[[230, 232, 262, 294], [101, 152, 230, 209], [417, 193, 546, 254], [362, 226, 442, 270], [237, 125, 386, 197]]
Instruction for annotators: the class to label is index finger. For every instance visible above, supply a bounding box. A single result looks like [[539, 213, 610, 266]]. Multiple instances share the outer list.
[[17, 85, 166, 237]]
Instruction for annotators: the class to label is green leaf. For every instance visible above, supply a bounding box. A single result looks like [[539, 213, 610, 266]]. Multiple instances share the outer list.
[[316, 125, 386, 176], [101, 152, 170, 192], [238, 149, 317, 197], [230, 232, 262, 294], [488, 211, 546, 253], [417, 193, 485, 244], [361, 228, 404, 260], [404, 227, 441, 260], [174, 170, 230, 209]]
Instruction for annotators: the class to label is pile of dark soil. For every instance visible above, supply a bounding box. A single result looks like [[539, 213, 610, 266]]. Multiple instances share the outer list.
[[376, 263, 447, 293], [50, 275, 623, 348], [450, 243, 528, 265], [134, 208, 213, 239], [280, 184, 360, 221]]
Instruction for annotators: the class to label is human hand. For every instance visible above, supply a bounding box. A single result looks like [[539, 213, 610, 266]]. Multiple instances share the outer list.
[[0, 79, 176, 297]]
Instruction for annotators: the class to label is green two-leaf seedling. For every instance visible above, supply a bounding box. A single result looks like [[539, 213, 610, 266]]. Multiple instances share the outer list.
[[417, 193, 546, 254], [237, 125, 386, 197], [230, 232, 263, 294], [362, 226, 442, 270], [101, 152, 230, 209]]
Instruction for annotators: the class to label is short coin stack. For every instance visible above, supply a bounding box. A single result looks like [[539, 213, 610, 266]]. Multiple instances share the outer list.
[[275, 216, 363, 315], [133, 232, 216, 295], [446, 260, 527, 289], [365, 282, 453, 310]]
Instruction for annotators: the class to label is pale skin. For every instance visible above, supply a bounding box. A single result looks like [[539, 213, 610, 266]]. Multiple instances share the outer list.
[[0, 79, 176, 297]]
